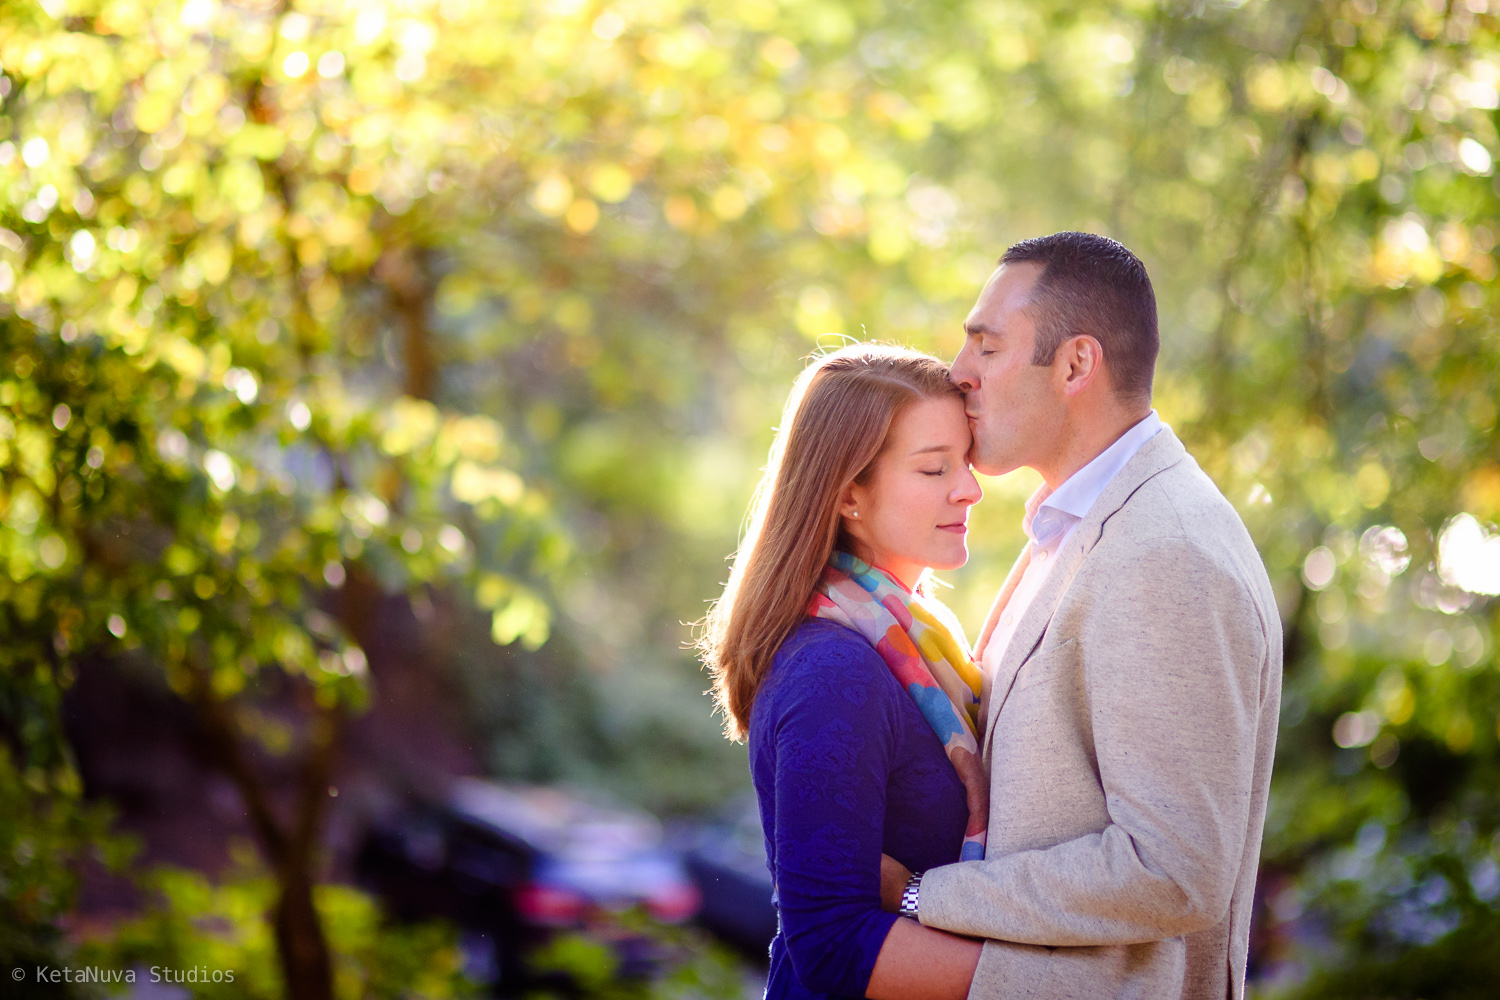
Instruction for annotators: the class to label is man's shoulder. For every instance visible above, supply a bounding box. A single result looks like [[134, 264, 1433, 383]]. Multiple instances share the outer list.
[[1106, 451, 1245, 547], [1087, 454, 1277, 615]]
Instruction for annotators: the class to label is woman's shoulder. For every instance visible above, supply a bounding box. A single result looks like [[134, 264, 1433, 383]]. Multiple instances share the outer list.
[[758, 618, 900, 712], [775, 617, 884, 671]]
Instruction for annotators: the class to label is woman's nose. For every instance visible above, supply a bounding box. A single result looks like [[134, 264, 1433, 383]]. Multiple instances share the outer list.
[[953, 470, 983, 505]]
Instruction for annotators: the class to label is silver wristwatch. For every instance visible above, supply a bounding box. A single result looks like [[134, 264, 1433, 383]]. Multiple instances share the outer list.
[[898, 870, 923, 919]]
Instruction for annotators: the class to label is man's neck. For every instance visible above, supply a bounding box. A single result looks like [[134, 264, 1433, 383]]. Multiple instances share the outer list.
[[1035, 406, 1152, 492]]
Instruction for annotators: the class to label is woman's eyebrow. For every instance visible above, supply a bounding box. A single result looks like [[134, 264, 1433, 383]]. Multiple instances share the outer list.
[[909, 443, 955, 455]]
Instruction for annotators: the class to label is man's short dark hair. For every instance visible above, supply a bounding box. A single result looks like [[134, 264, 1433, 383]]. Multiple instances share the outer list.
[[1001, 231, 1158, 400]]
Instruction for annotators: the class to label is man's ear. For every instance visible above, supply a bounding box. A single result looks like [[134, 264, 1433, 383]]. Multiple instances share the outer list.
[[1060, 334, 1104, 397]]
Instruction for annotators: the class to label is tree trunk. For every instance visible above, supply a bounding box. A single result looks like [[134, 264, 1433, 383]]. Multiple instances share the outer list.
[[187, 665, 343, 1000], [273, 865, 335, 1000], [275, 701, 342, 1000], [376, 246, 436, 401]]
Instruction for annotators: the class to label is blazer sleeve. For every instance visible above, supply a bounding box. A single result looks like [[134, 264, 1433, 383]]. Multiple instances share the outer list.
[[768, 636, 902, 994], [917, 537, 1271, 945]]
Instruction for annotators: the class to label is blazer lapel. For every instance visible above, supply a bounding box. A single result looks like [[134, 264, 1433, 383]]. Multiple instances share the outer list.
[[982, 530, 1090, 740], [974, 544, 1030, 739], [980, 426, 1190, 741]]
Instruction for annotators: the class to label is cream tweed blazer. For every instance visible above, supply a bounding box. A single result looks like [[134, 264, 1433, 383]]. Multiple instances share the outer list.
[[918, 426, 1282, 1000]]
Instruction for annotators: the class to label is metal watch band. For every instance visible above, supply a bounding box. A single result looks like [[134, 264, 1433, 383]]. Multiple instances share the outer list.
[[898, 870, 923, 919]]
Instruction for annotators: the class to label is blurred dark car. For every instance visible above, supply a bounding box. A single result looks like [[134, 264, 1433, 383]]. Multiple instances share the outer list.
[[355, 778, 700, 991], [679, 794, 778, 958]]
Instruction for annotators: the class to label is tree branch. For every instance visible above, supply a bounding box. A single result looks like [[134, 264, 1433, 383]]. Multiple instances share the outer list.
[[184, 656, 290, 867]]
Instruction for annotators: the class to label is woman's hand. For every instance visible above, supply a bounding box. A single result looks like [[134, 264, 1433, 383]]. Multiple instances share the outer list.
[[880, 853, 914, 913]]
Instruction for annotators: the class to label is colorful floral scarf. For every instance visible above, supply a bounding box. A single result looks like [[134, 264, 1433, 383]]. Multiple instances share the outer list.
[[808, 552, 988, 861]]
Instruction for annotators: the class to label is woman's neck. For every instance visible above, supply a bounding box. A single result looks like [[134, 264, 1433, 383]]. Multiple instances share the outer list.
[[871, 556, 924, 593]]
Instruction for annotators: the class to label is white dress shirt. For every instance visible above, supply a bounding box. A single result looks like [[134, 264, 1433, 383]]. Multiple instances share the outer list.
[[982, 411, 1163, 675]]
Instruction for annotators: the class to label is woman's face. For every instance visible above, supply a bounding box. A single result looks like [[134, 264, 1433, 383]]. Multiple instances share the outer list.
[[843, 394, 983, 591]]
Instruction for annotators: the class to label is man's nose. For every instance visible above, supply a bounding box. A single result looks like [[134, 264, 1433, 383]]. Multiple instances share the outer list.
[[950, 347, 978, 393]]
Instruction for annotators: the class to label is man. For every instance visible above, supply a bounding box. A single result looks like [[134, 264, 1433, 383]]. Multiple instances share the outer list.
[[884, 232, 1282, 999]]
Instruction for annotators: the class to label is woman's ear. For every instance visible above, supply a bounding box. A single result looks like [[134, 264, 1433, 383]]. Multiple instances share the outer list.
[[837, 483, 863, 523]]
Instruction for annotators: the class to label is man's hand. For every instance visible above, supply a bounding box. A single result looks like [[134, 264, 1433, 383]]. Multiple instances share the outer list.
[[880, 853, 913, 913]]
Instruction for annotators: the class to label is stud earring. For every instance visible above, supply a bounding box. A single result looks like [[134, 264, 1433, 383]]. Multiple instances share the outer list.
[[850, 510, 859, 518]]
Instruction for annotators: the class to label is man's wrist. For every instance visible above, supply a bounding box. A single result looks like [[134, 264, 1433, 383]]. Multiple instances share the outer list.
[[898, 870, 923, 919]]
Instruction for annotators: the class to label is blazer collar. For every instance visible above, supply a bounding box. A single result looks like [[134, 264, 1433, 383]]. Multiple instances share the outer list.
[[980, 425, 1189, 741], [1063, 422, 1186, 556]]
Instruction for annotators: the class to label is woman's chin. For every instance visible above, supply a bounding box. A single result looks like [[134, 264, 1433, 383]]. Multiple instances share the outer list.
[[928, 550, 969, 572]]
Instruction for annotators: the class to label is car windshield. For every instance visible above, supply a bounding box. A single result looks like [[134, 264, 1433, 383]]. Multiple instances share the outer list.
[[449, 778, 662, 861]]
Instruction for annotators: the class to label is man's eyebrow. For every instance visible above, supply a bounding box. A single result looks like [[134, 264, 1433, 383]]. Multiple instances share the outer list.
[[963, 320, 998, 337]]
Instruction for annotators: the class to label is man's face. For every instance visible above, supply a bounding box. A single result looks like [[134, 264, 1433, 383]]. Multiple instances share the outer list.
[[950, 262, 1066, 477]]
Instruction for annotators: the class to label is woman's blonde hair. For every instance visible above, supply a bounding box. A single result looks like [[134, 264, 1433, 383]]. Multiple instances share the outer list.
[[699, 343, 962, 740]]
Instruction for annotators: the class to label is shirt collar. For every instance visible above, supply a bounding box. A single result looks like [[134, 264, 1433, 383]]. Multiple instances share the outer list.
[[1023, 411, 1163, 547]]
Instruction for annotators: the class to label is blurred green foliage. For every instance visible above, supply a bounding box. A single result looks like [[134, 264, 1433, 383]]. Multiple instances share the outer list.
[[0, 0, 571, 994], [525, 922, 748, 1000], [0, 0, 1498, 995], [0, 746, 124, 999], [76, 858, 477, 1000]]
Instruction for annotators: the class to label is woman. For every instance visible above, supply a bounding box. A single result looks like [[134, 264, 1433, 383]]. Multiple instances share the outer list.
[[700, 344, 985, 1000]]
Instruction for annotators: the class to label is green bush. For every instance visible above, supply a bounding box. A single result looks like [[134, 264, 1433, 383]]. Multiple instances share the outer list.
[[524, 917, 748, 1000], [0, 744, 130, 999], [77, 857, 477, 1000]]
